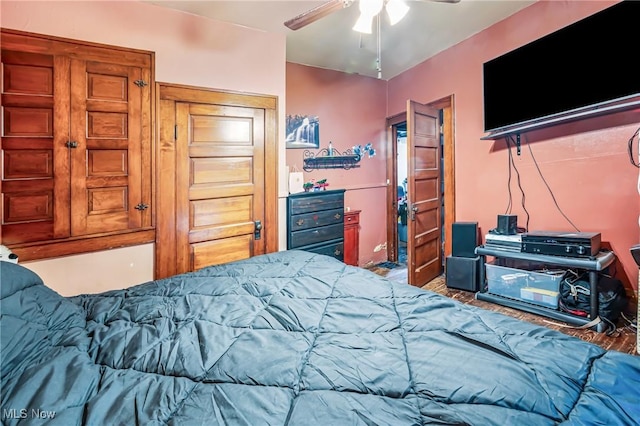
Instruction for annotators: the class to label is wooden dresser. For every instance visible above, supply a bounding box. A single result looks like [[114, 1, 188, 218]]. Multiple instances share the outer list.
[[287, 189, 346, 261]]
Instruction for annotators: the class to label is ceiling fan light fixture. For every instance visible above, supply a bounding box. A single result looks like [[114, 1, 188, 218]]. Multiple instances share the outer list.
[[386, 0, 409, 25], [352, 14, 374, 33], [359, 0, 384, 17], [353, 0, 383, 33]]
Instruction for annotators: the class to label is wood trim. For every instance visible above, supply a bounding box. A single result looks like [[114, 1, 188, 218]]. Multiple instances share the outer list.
[[155, 97, 178, 278], [11, 229, 156, 262], [1, 28, 153, 67], [264, 106, 280, 254], [158, 83, 277, 109], [385, 113, 405, 263]]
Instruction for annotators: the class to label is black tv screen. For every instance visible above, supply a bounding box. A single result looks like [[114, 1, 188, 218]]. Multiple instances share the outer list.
[[483, 1, 640, 134]]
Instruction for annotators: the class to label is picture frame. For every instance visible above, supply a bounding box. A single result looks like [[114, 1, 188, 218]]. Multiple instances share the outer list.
[[286, 114, 320, 149]]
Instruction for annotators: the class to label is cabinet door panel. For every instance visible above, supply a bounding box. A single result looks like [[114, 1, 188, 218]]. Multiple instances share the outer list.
[[69, 58, 144, 235], [1, 50, 69, 243]]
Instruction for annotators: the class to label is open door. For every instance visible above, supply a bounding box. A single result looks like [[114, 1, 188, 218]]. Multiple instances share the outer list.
[[406, 100, 442, 286]]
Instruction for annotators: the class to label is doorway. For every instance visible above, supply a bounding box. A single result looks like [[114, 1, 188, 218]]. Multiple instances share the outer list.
[[385, 96, 455, 283]]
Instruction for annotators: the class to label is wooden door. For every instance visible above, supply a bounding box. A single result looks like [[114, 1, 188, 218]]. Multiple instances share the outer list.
[[69, 59, 149, 236], [156, 83, 278, 279], [406, 100, 442, 287], [175, 103, 265, 273]]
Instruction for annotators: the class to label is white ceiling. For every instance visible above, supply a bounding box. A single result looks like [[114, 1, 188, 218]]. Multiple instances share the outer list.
[[145, 0, 535, 80]]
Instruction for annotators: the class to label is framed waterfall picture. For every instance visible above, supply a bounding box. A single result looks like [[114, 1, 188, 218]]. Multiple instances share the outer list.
[[286, 114, 320, 149]]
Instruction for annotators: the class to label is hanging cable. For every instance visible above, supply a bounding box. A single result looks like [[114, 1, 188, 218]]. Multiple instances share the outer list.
[[524, 134, 580, 233], [627, 126, 640, 168], [504, 138, 513, 215], [506, 135, 530, 232]]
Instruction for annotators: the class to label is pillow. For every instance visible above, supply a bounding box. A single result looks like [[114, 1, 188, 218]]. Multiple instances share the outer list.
[[0, 261, 45, 299]]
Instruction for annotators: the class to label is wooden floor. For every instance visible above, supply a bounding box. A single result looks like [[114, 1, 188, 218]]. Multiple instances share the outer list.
[[369, 265, 638, 356]]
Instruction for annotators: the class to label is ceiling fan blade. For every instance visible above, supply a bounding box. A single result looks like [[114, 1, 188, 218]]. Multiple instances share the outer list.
[[284, 0, 352, 31]]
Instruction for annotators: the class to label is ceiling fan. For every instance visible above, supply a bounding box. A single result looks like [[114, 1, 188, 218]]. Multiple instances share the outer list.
[[284, 0, 461, 33]]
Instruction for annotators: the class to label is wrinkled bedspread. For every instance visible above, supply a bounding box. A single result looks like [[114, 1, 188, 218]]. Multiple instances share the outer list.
[[1, 250, 639, 425]]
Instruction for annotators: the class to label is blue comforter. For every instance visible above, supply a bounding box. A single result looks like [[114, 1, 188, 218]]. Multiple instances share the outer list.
[[1, 250, 639, 425]]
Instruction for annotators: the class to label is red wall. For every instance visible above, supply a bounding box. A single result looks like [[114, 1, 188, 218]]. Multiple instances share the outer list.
[[387, 0, 639, 292], [287, 1, 639, 295], [285, 63, 389, 266]]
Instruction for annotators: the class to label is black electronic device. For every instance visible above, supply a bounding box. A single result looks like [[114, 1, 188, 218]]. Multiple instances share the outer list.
[[452, 222, 479, 258], [631, 244, 640, 267], [445, 256, 481, 292], [497, 214, 517, 235], [482, 1, 640, 136], [485, 232, 522, 252], [521, 231, 601, 258]]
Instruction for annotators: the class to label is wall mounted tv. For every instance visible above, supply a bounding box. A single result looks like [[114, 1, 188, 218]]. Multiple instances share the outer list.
[[482, 0, 640, 139]]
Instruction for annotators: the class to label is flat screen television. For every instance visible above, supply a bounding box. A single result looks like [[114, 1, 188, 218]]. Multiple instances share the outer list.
[[482, 0, 640, 137]]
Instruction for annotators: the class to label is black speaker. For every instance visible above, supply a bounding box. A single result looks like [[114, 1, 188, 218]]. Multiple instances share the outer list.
[[445, 256, 481, 292], [497, 214, 518, 235], [452, 222, 478, 258]]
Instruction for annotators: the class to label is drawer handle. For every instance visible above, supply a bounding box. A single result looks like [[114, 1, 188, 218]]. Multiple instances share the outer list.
[[347, 217, 353, 221], [296, 219, 304, 226], [334, 213, 341, 220]]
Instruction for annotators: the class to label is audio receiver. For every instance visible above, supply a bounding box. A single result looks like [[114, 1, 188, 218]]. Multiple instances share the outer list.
[[521, 231, 601, 258]]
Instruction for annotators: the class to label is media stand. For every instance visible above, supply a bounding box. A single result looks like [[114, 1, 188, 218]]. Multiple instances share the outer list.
[[474, 246, 616, 333]]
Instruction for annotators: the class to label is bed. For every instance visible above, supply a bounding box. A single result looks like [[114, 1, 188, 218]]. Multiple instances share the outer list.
[[1, 250, 639, 425]]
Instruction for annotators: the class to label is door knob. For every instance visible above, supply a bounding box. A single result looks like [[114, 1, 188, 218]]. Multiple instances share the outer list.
[[254, 220, 262, 240]]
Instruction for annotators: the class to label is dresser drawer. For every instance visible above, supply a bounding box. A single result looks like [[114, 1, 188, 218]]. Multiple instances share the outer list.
[[344, 211, 360, 226], [288, 191, 344, 215], [289, 223, 344, 249], [289, 208, 344, 231], [304, 240, 344, 261]]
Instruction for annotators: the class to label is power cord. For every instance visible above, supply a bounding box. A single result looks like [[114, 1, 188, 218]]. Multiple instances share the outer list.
[[506, 135, 530, 232], [524, 134, 581, 233], [627, 125, 640, 168], [504, 139, 513, 215]]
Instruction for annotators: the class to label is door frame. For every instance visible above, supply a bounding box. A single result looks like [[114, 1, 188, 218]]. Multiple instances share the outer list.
[[385, 95, 455, 265], [155, 82, 279, 279]]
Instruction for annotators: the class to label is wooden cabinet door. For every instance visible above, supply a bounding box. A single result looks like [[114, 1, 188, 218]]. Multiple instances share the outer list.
[[175, 102, 266, 273], [1, 50, 71, 244], [69, 59, 150, 235]]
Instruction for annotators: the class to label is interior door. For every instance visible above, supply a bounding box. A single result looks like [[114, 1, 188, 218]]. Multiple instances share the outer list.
[[406, 100, 442, 287], [175, 102, 265, 273]]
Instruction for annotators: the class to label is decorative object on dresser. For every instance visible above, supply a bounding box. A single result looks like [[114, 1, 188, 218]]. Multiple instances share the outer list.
[[343, 209, 361, 266], [287, 189, 346, 261], [0, 29, 154, 262]]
